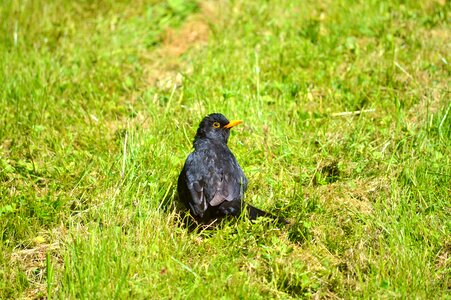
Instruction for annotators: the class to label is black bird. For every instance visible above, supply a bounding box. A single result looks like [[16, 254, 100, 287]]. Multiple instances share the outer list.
[[177, 113, 288, 225]]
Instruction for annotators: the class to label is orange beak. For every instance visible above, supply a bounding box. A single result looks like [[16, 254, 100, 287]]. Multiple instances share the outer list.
[[224, 120, 243, 129]]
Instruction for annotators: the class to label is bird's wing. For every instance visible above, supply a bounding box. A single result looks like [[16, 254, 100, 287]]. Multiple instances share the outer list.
[[203, 150, 248, 207], [182, 153, 208, 217], [184, 150, 248, 216]]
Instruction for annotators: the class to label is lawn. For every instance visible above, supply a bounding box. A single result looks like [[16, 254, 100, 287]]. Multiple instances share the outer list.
[[0, 0, 450, 298]]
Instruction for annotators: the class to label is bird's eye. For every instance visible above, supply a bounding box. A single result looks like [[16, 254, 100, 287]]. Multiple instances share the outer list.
[[212, 122, 221, 128]]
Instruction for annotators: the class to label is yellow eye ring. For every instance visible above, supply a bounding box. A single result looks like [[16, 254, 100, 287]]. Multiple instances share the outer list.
[[212, 122, 221, 128]]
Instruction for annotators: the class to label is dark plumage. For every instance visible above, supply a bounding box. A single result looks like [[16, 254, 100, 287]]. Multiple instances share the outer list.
[[177, 113, 288, 225]]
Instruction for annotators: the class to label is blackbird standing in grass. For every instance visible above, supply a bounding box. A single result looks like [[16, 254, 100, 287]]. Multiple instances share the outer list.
[[177, 113, 288, 225]]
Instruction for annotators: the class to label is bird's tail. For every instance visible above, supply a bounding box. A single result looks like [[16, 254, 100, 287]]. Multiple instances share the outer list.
[[246, 204, 289, 224]]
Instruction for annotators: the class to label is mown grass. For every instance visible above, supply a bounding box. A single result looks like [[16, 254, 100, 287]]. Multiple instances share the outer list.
[[1, 0, 450, 298]]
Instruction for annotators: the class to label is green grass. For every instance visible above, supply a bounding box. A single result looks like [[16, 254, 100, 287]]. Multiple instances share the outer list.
[[1, 0, 450, 298]]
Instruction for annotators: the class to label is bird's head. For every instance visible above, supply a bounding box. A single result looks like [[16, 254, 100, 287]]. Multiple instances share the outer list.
[[194, 113, 242, 145]]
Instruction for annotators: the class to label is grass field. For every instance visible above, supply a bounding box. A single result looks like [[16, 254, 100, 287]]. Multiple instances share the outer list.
[[1, 0, 450, 298]]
